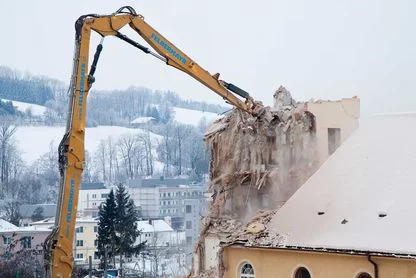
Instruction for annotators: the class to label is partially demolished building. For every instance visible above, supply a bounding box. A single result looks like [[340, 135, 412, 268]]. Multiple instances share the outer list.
[[191, 86, 360, 277]]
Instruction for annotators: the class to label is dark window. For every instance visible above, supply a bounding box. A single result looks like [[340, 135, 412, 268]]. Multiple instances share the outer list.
[[22, 236, 32, 248], [94, 251, 99, 260], [94, 226, 98, 233], [186, 236, 193, 245], [328, 128, 341, 155], [357, 273, 372, 278], [186, 205, 192, 213], [94, 240, 98, 247], [101, 193, 109, 199], [76, 226, 84, 233], [186, 221, 192, 229], [76, 240, 84, 247], [3, 236, 12, 245], [240, 263, 255, 278], [294, 267, 311, 278]]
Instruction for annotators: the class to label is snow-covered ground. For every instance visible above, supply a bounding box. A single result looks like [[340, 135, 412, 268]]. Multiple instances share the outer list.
[[173, 107, 221, 126], [14, 125, 162, 164], [2, 98, 47, 117]]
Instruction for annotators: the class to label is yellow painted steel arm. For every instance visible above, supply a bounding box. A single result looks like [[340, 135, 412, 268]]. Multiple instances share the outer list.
[[45, 6, 258, 278], [86, 7, 258, 113]]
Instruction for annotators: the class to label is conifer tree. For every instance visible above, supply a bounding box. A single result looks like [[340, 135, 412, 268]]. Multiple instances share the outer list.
[[114, 183, 145, 273], [97, 189, 117, 268]]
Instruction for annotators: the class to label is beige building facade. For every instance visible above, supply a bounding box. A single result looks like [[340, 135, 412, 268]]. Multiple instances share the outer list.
[[193, 96, 361, 276], [224, 247, 416, 278], [31, 217, 99, 265], [214, 113, 416, 278], [306, 97, 360, 164]]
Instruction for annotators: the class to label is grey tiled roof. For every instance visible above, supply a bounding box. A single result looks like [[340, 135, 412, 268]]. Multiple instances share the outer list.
[[80, 182, 105, 190], [20, 204, 56, 218], [128, 178, 196, 188]]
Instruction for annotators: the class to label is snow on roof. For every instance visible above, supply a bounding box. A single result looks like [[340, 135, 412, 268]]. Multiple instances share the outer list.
[[130, 116, 154, 124], [268, 113, 416, 255], [0, 218, 50, 233], [136, 220, 173, 233], [31, 217, 97, 226], [0, 219, 18, 231]]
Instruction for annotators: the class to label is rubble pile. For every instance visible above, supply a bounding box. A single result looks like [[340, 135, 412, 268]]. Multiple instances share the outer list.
[[204, 86, 317, 220], [192, 86, 320, 277], [223, 210, 278, 245]]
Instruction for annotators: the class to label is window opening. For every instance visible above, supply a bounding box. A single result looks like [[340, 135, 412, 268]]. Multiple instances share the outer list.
[[295, 267, 311, 278], [240, 263, 255, 278]]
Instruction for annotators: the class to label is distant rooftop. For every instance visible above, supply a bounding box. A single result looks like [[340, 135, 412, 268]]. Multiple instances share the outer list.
[[130, 116, 154, 124], [31, 217, 98, 226], [0, 218, 50, 233], [0, 219, 18, 231], [136, 219, 173, 233], [128, 178, 197, 188], [20, 203, 56, 218], [81, 182, 106, 190]]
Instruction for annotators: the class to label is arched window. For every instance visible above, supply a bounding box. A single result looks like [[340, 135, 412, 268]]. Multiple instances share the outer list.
[[357, 273, 372, 278], [240, 262, 255, 278], [295, 267, 311, 278]]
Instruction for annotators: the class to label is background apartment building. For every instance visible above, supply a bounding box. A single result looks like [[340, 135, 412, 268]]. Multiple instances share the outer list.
[[31, 217, 99, 266], [76, 178, 206, 251]]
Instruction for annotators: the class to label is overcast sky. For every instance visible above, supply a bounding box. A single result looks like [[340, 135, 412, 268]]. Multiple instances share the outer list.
[[1, 0, 415, 116]]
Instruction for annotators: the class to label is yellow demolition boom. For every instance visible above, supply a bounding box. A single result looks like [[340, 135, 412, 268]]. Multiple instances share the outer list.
[[44, 6, 259, 277]]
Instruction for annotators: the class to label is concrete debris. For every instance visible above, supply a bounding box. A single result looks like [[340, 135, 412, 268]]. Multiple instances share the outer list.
[[192, 86, 321, 278]]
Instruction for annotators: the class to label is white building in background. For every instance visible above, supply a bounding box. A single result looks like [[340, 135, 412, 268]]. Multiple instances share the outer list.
[[129, 186, 160, 218], [136, 219, 185, 247], [31, 217, 99, 266], [76, 179, 205, 253], [128, 178, 205, 248], [77, 183, 111, 218]]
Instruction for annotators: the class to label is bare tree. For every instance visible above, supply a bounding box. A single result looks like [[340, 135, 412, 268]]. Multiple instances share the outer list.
[[36, 141, 59, 188], [82, 150, 93, 183], [107, 137, 117, 184], [95, 140, 108, 182], [137, 132, 154, 177], [174, 124, 193, 176], [118, 134, 137, 180], [0, 119, 17, 195], [4, 201, 21, 226], [157, 123, 174, 177]]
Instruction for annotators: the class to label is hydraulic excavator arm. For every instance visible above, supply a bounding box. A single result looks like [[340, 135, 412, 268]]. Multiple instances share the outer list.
[[44, 6, 259, 277]]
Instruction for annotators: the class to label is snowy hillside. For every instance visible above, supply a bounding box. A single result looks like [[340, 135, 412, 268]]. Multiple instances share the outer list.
[[14, 126, 162, 164], [173, 107, 221, 126], [2, 98, 46, 116]]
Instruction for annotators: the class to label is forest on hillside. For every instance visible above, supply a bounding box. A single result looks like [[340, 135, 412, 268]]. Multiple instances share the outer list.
[[0, 66, 226, 126], [0, 66, 223, 207]]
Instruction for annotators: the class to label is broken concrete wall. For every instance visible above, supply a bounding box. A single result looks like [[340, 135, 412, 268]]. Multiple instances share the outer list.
[[205, 86, 317, 218], [191, 87, 360, 277], [191, 86, 318, 277], [306, 97, 360, 164]]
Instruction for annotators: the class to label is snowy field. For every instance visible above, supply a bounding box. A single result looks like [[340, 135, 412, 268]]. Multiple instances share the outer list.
[[173, 107, 221, 126], [6, 100, 218, 165], [14, 126, 162, 165], [2, 98, 47, 116]]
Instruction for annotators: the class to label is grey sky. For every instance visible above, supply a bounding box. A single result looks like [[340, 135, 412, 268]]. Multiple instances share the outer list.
[[1, 0, 415, 116]]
